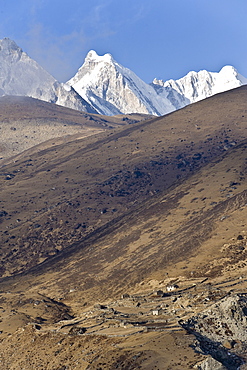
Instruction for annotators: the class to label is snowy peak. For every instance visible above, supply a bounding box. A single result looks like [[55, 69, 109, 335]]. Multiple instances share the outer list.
[[69, 50, 116, 88], [0, 38, 22, 55], [216, 65, 247, 90], [85, 50, 114, 64], [152, 65, 247, 107], [0, 38, 97, 113], [220, 65, 238, 76], [85, 50, 99, 60], [69, 49, 247, 116], [0, 38, 57, 98], [68, 50, 178, 116]]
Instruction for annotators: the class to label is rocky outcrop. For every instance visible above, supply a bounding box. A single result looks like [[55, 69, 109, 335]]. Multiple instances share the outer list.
[[195, 356, 228, 370], [180, 294, 247, 369], [183, 294, 247, 342]]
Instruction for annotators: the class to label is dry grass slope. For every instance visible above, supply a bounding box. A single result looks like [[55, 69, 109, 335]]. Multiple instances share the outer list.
[[0, 95, 150, 161], [1, 87, 247, 368]]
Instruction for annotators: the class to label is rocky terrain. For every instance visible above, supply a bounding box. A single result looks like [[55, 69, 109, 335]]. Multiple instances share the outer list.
[[0, 86, 247, 368]]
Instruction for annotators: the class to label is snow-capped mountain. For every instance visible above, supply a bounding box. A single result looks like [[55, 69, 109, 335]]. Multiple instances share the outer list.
[[67, 50, 184, 116], [1, 38, 246, 117], [0, 38, 97, 113], [153, 66, 247, 105], [68, 50, 247, 116]]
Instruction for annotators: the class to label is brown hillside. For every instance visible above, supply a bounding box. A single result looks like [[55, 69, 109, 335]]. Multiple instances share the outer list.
[[1, 87, 247, 369], [0, 95, 150, 161], [0, 86, 247, 277]]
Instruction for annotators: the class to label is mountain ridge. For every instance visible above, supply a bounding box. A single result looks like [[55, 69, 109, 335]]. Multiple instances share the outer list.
[[153, 65, 247, 105], [0, 37, 246, 117], [68, 49, 247, 115]]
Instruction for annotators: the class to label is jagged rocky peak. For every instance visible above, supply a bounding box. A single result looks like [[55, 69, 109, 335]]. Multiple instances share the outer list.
[[0, 37, 56, 99]]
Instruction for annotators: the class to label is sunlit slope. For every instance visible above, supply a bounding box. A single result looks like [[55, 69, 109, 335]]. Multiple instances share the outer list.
[[0, 95, 146, 160]]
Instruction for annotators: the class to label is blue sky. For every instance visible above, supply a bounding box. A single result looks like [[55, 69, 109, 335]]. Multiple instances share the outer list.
[[0, 0, 247, 83]]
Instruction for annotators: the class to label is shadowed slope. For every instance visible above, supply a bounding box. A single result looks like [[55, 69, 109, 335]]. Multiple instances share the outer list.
[[2, 137, 247, 298], [0, 86, 247, 278]]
